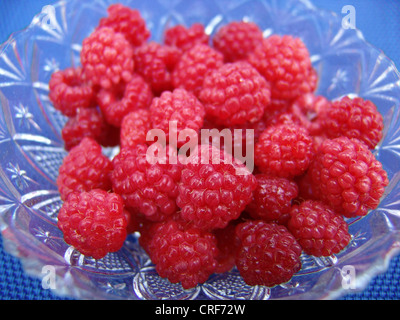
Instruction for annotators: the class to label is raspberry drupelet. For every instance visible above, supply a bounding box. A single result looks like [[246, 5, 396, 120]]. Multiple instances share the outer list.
[[287, 200, 351, 257], [144, 220, 219, 289], [235, 220, 302, 287], [57, 137, 113, 201], [176, 144, 257, 231], [111, 143, 182, 222], [98, 4, 150, 47], [213, 21, 264, 62], [57, 189, 127, 259], [307, 136, 389, 218], [199, 61, 271, 126], [164, 23, 209, 52], [172, 44, 224, 97], [80, 27, 134, 89], [48, 67, 95, 117], [254, 123, 315, 178], [246, 174, 299, 225], [319, 96, 384, 149], [97, 73, 153, 127], [248, 34, 317, 101]]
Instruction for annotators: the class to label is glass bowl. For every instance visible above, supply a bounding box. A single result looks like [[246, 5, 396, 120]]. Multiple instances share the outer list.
[[1, 0, 400, 300]]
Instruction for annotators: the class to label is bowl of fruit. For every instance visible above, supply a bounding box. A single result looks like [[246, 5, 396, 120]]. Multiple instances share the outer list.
[[0, 0, 400, 300]]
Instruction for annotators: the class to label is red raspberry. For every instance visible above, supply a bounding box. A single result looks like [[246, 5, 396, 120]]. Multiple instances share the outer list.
[[120, 109, 151, 150], [149, 88, 205, 145], [248, 35, 317, 101], [213, 221, 240, 273], [176, 144, 257, 231], [164, 23, 209, 52], [213, 21, 263, 62], [111, 144, 182, 222], [99, 4, 150, 47], [235, 220, 302, 287], [57, 189, 127, 259], [49, 67, 95, 117], [199, 61, 271, 126], [288, 200, 351, 257], [97, 74, 153, 127], [172, 44, 224, 97], [319, 96, 384, 149], [133, 42, 182, 95], [145, 220, 218, 289], [81, 27, 134, 89], [61, 107, 118, 150], [57, 137, 113, 201], [307, 137, 389, 218], [246, 174, 299, 225], [255, 123, 314, 178], [124, 207, 140, 234]]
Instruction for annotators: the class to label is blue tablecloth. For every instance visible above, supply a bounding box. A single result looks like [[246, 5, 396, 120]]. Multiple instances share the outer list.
[[0, 0, 399, 300]]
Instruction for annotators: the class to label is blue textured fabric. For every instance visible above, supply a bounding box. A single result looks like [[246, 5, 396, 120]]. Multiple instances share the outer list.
[[0, 0, 399, 300]]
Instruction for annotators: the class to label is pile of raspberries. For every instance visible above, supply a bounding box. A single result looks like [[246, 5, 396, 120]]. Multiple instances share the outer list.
[[51, 4, 389, 289]]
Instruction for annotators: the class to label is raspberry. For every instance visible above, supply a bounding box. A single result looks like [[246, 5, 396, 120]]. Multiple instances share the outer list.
[[248, 35, 317, 101], [255, 123, 314, 178], [81, 27, 134, 89], [307, 136, 389, 218], [288, 200, 351, 257], [213, 221, 240, 273], [111, 144, 182, 222], [172, 44, 224, 97], [99, 4, 150, 47], [145, 220, 218, 289], [57, 137, 113, 201], [246, 174, 299, 225], [120, 109, 151, 150], [124, 207, 140, 234], [149, 88, 205, 145], [164, 23, 209, 52], [57, 189, 127, 259], [319, 96, 384, 149], [212, 21, 263, 62], [133, 42, 182, 95], [97, 74, 153, 127], [176, 144, 257, 231], [61, 107, 118, 150], [49, 67, 95, 117], [235, 220, 302, 287], [199, 61, 271, 126]]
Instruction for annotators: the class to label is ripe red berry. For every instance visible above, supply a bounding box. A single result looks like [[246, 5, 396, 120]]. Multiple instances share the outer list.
[[57, 137, 113, 201], [235, 220, 302, 287], [164, 23, 209, 52], [319, 96, 384, 149], [213, 21, 263, 62], [49, 67, 95, 117], [199, 61, 271, 126], [57, 189, 127, 259], [176, 144, 257, 231], [255, 123, 314, 178], [120, 109, 152, 150], [81, 27, 134, 89], [307, 136, 389, 218], [99, 4, 150, 47], [111, 144, 182, 222], [97, 74, 153, 127], [288, 200, 351, 257], [246, 174, 299, 225], [145, 220, 219, 289], [248, 35, 317, 101], [172, 44, 224, 97]]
